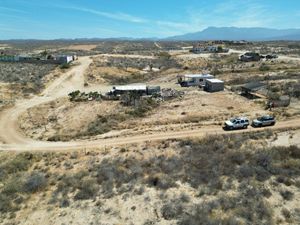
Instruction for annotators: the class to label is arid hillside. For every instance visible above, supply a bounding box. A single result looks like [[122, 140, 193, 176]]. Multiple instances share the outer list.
[[1, 131, 300, 225]]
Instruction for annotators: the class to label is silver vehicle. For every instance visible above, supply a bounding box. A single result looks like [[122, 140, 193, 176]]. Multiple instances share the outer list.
[[224, 117, 250, 130], [252, 115, 276, 127]]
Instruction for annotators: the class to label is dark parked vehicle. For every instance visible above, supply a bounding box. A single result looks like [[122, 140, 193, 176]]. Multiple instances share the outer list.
[[252, 115, 276, 127], [266, 54, 278, 60]]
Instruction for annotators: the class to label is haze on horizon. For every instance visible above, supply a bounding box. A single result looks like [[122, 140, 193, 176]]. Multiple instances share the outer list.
[[1, 0, 300, 40]]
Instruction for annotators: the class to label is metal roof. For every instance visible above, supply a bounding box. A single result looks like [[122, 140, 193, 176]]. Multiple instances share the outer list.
[[113, 83, 147, 91], [206, 78, 224, 83], [184, 74, 214, 78], [241, 82, 265, 91]]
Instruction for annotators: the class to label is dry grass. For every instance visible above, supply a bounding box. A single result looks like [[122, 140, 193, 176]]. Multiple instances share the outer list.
[[1, 131, 300, 224]]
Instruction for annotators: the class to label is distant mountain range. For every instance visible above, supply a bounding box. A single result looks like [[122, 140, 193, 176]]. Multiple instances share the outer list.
[[166, 27, 300, 41], [2, 27, 300, 42]]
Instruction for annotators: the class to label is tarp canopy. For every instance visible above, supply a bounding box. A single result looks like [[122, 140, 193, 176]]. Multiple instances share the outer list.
[[241, 82, 265, 92]]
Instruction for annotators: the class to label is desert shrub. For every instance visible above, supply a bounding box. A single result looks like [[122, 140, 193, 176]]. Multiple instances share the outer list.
[[255, 166, 271, 182], [259, 64, 271, 71], [23, 172, 47, 193], [289, 145, 300, 159], [59, 198, 70, 208], [0, 62, 56, 94], [280, 190, 294, 201], [282, 208, 292, 220], [179, 192, 190, 203], [238, 164, 254, 179], [0, 153, 33, 176], [276, 176, 293, 186], [178, 203, 242, 225], [0, 194, 14, 213], [127, 98, 159, 117], [1, 176, 23, 196], [146, 173, 177, 189], [103, 72, 147, 85], [60, 63, 70, 69], [83, 113, 128, 136], [74, 178, 98, 200], [56, 170, 89, 194], [161, 202, 183, 220], [230, 151, 246, 165]]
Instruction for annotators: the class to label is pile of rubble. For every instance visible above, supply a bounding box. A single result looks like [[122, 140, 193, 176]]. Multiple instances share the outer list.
[[160, 88, 184, 100]]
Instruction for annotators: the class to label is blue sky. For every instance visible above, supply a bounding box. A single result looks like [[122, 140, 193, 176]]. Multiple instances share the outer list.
[[0, 0, 300, 39]]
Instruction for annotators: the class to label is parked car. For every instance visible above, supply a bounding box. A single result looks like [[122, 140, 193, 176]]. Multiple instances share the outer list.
[[252, 115, 276, 127], [224, 117, 250, 130], [266, 54, 278, 60]]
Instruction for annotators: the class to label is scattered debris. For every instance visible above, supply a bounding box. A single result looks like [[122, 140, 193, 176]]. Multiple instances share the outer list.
[[160, 88, 184, 100], [68, 91, 102, 102]]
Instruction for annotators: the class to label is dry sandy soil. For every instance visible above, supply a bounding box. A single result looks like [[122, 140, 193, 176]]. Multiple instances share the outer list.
[[18, 89, 266, 141], [1, 132, 300, 225], [19, 98, 120, 141], [1, 43, 300, 225], [1, 48, 300, 152]]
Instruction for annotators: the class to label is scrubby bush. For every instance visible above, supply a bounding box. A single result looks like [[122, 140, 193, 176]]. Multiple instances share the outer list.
[[280, 190, 294, 201], [259, 64, 271, 71], [0, 194, 13, 213], [1, 153, 33, 175], [0, 62, 56, 94], [127, 98, 159, 117], [161, 202, 183, 220], [60, 63, 70, 69], [74, 178, 98, 200], [23, 172, 47, 193]]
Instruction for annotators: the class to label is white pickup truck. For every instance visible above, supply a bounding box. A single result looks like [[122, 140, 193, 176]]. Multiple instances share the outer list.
[[224, 117, 250, 130]]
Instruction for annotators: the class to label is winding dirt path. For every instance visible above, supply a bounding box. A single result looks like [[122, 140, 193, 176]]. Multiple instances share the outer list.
[[1, 55, 300, 152], [0, 56, 92, 147]]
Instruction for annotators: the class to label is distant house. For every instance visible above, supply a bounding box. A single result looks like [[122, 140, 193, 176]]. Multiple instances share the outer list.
[[239, 52, 262, 62], [204, 79, 224, 92], [191, 45, 229, 54], [177, 74, 214, 87]]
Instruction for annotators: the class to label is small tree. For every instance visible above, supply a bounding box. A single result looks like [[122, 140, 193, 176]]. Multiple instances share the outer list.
[[68, 90, 80, 101], [40, 50, 48, 57]]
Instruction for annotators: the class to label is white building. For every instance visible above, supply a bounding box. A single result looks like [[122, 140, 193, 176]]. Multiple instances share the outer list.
[[177, 74, 214, 87]]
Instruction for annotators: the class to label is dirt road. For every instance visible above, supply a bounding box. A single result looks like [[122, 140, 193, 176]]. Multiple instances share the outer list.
[[0, 56, 92, 146], [1, 118, 300, 152], [1, 54, 300, 152]]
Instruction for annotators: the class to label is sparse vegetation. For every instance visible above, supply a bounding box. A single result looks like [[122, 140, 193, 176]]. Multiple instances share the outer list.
[[59, 63, 71, 69], [1, 132, 300, 224], [1, 40, 300, 225], [0, 62, 56, 94]]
